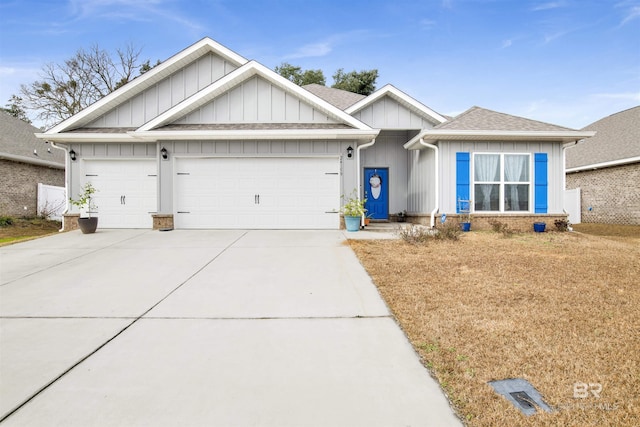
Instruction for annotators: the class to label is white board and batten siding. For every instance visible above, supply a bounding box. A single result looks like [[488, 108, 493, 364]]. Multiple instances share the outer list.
[[564, 188, 581, 224], [81, 159, 158, 228], [84, 52, 239, 128], [175, 76, 339, 124], [351, 96, 435, 129], [174, 157, 340, 229], [438, 141, 565, 214]]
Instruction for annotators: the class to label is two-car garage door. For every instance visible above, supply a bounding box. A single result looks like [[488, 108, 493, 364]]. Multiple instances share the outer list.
[[174, 157, 340, 229]]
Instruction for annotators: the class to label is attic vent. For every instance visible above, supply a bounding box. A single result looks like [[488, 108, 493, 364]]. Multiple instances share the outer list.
[[488, 378, 553, 416]]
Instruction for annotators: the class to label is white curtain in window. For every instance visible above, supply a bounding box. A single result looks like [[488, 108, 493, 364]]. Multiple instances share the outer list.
[[504, 155, 527, 209], [475, 155, 499, 210]]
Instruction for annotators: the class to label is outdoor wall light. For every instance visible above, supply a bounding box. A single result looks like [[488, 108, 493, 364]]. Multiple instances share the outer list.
[[69, 149, 77, 161], [160, 147, 168, 160], [346, 146, 354, 158]]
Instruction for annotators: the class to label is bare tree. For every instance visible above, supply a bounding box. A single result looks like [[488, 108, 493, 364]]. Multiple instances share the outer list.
[[19, 43, 146, 128]]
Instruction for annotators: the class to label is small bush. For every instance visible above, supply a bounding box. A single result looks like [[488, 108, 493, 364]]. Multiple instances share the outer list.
[[554, 219, 570, 232], [0, 216, 14, 227], [488, 219, 514, 237], [398, 223, 461, 244]]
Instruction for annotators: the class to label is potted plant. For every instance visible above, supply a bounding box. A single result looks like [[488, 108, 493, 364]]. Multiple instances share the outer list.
[[364, 212, 374, 226], [396, 210, 407, 222], [341, 191, 366, 232], [70, 182, 98, 234]]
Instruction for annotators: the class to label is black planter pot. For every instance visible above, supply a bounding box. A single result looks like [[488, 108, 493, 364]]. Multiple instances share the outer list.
[[78, 217, 98, 234]]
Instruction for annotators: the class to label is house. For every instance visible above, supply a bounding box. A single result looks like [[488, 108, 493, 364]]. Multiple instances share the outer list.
[[565, 106, 640, 225], [0, 112, 65, 218], [36, 37, 594, 231]]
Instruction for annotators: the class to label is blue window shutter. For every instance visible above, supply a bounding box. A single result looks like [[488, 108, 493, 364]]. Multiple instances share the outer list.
[[534, 153, 548, 213], [456, 152, 470, 213]]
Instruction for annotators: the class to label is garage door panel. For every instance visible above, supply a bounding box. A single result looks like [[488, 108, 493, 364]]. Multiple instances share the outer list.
[[83, 160, 157, 229], [175, 157, 339, 229]]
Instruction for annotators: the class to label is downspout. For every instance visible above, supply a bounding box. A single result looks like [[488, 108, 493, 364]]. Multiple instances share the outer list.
[[356, 139, 376, 227], [419, 138, 439, 228], [50, 141, 69, 232]]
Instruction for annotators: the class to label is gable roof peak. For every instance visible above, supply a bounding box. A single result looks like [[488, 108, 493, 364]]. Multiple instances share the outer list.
[[44, 37, 249, 134], [345, 84, 447, 125]]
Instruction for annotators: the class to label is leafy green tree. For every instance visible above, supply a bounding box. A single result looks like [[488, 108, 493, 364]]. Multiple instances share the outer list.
[[20, 44, 150, 127], [1, 95, 32, 123], [331, 68, 379, 96], [275, 62, 326, 86]]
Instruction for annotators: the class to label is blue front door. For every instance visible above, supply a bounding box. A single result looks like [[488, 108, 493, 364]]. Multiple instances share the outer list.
[[364, 168, 389, 219]]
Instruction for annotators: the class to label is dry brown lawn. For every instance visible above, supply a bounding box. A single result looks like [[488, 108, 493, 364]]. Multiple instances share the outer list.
[[0, 218, 62, 246], [349, 226, 640, 426]]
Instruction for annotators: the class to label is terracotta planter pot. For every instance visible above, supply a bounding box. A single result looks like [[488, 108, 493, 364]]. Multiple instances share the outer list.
[[78, 217, 98, 234]]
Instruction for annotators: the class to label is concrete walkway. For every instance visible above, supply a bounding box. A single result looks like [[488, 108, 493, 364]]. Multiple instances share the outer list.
[[0, 229, 461, 426]]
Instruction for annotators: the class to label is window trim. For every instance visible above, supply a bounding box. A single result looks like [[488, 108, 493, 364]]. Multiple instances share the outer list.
[[471, 152, 532, 213]]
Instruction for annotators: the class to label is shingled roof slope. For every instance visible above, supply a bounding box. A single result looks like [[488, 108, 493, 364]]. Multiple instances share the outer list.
[[302, 84, 366, 110], [0, 112, 65, 166], [437, 106, 575, 132], [566, 106, 640, 169]]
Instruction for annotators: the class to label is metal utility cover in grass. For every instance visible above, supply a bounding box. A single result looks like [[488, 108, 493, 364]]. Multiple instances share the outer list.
[[488, 378, 553, 416]]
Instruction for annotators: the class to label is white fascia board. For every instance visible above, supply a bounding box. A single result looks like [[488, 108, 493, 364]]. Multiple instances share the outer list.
[[130, 128, 380, 141], [138, 61, 373, 132], [45, 38, 248, 134], [566, 156, 640, 173], [35, 132, 137, 143], [404, 129, 596, 149], [345, 84, 447, 124]]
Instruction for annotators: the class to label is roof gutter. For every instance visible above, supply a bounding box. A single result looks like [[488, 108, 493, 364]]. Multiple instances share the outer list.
[[566, 156, 640, 173], [0, 153, 64, 169], [356, 138, 376, 227], [419, 138, 439, 228]]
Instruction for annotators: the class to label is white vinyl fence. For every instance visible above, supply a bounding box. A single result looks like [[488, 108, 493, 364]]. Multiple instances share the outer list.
[[37, 183, 66, 221], [564, 188, 581, 224]]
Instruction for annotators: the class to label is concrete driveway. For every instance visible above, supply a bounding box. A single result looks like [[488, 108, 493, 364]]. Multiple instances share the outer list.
[[0, 229, 461, 426]]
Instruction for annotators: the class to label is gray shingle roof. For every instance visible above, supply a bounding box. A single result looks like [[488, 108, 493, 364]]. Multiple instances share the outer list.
[[302, 84, 366, 110], [437, 106, 575, 132], [0, 112, 65, 167], [565, 106, 640, 169]]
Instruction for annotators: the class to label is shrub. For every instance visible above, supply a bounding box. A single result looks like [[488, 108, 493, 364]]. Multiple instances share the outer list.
[[488, 219, 514, 237], [554, 219, 570, 232], [0, 216, 14, 227], [398, 223, 461, 244]]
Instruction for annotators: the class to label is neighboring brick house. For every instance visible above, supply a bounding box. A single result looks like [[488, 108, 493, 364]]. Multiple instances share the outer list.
[[0, 112, 65, 217], [565, 106, 640, 225]]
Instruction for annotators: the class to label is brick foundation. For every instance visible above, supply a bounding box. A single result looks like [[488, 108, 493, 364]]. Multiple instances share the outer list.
[[153, 214, 174, 230], [406, 213, 569, 232], [62, 213, 80, 231]]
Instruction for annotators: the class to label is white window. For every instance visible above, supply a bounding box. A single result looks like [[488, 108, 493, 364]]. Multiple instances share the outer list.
[[473, 153, 531, 212]]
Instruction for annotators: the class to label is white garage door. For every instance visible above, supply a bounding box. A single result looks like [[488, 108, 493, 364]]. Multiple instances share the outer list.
[[83, 160, 157, 228], [174, 157, 340, 229]]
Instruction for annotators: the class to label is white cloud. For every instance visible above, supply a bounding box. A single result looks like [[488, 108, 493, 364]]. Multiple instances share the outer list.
[[501, 39, 513, 48], [66, 0, 203, 32], [591, 91, 640, 102], [420, 18, 437, 29], [619, 5, 640, 26], [283, 30, 371, 60], [531, 2, 566, 12], [285, 42, 332, 59]]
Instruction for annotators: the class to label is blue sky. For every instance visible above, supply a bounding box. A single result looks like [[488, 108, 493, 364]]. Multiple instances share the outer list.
[[1, 0, 638, 129]]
